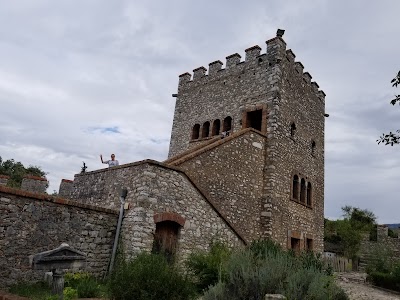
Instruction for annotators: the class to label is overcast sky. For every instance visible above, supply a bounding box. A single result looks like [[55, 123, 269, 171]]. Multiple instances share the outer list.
[[1, 0, 399, 223]]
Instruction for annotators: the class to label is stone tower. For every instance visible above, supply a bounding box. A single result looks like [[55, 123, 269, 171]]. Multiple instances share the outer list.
[[167, 31, 326, 252]]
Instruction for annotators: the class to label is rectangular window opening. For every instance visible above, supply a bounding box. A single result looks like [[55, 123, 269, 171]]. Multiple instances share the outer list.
[[246, 109, 263, 131]]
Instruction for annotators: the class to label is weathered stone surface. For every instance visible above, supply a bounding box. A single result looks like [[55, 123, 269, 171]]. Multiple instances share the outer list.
[[0, 187, 117, 288], [21, 176, 48, 194]]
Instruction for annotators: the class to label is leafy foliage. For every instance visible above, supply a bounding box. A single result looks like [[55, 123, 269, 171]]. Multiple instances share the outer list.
[[0, 156, 47, 188], [186, 242, 231, 293], [203, 239, 347, 300], [64, 272, 102, 298], [377, 71, 400, 145], [324, 206, 376, 259], [108, 252, 196, 300]]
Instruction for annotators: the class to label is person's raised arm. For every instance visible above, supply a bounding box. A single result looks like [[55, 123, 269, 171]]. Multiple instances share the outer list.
[[100, 154, 104, 163]]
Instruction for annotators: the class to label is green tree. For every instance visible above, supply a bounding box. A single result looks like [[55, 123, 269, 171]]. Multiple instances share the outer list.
[[0, 156, 47, 188], [324, 206, 376, 259], [378, 71, 400, 145]]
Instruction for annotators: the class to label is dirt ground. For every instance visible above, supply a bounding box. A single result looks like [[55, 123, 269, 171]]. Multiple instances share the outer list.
[[336, 272, 400, 300]]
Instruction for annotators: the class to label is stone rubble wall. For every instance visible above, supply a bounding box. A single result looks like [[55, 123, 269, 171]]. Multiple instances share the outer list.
[[262, 38, 325, 252], [0, 186, 118, 288], [69, 160, 244, 261], [360, 226, 400, 265], [121, 163, 245, 261], [59, 179, 74, 198], [168, 40, 278, 159], [171, 129, 266, 242], [21, 176, 48, 194]]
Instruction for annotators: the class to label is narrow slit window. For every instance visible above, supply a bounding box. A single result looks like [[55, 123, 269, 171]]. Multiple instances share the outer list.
[[300, 178, 306, 203], [292, 175, 299, 200]]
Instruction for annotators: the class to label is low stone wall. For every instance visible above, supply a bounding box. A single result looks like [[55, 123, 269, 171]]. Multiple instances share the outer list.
[[0, 186, 118, 288]]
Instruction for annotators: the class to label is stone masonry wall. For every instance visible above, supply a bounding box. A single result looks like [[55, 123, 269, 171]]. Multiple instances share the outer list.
[[0, 186, 118, 288], [69, 160, 245, 261], [168, 39, 281, 158], [59, 179, 74, 198], [21, 176, 48, 194], [171, 129, 266, 242], [360, 226, 400, 264], [264, 39, 325, 252], [121, 163, 245, 261]]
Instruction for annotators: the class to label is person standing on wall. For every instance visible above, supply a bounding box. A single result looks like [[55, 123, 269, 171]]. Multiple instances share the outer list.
[[100, 153, 119, 167]]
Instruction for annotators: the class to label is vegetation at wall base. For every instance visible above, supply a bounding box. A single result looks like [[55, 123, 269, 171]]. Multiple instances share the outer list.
[[186, 241, 231, 293], [108, 252, 196, 300], [8, 281, 52, 300], [202, 240, 348, 300], [366, 246, 400, 292]]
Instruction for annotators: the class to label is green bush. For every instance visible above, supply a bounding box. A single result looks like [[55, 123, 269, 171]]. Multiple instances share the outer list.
[[64, 272, 101, 298], [367, 271, 400, 291], [108, 252, 196, 300], [186, 242, 231, 292], [63, 287, 78, 300], [203, 239, 348, 300]]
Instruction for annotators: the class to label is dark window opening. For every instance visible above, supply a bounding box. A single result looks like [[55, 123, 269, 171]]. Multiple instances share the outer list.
[[306, 238, 313, 251], [152, 221, 180, 263], [202, 121, 210, 138], [307, 182, 312, 206], [212, 119, 221, 136], [246, 109, 263, 131], [290, 122, 296, 137], [292, 175, 299, 200], [192, 124, 200, 140], [223, 116, 232, 133], [300, 178, 306, 203], [291, 237, 301, 254]]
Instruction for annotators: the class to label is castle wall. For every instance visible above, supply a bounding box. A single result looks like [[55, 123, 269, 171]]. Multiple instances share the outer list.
[[171, 129, 266, 242], [263, 41, 325, 252], [70, 161, 245, 261], [0, 186, 118, 287]]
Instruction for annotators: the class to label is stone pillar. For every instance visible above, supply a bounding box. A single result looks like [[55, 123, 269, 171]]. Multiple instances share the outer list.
[[21, 175, 48, 193], [0, 175, 9, 186], [52, 269, 65, 300]]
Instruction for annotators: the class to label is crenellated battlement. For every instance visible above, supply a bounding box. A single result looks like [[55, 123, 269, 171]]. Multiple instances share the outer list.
[[177, 31, 325, 101]]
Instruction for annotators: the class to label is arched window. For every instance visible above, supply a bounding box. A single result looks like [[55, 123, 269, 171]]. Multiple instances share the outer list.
[[212, 119, 221, 136], [307, 182, 312, 206], [152, 221, 181, 263], [290, 122, 296, 137], [202, 122, 210, 138], [300, 178, 306, 203], [311, 141, 316, 156], [192, 124, 200, 140], [223, 116, 232, 133], [292, 175, 299, 200]]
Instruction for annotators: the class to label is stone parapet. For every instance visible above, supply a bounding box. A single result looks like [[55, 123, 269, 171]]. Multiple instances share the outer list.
[[21, 175, 48, 193]]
